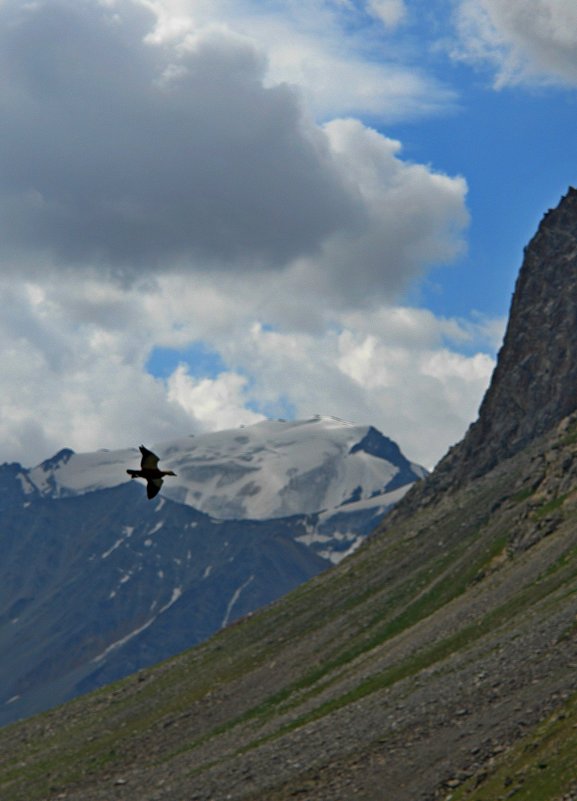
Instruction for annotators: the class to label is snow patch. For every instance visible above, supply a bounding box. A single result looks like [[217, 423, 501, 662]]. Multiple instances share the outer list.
[[221, 575, 254, 628], [102, 538, 124, 559], [101, 526, 134, 559], [320, 537, 363, 564], [18, 472, 36, 495], [92, 587, 182, 663]]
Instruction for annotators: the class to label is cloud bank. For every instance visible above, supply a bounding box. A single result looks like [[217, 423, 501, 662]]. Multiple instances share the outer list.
[[0, 0, 356, 273], [0, 0, 467, 300], [0, 276, 497, 468], [0, 0, 500, 470]]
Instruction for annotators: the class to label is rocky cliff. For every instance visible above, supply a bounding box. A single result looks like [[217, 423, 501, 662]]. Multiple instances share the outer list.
[[417, 187, 577, 499]]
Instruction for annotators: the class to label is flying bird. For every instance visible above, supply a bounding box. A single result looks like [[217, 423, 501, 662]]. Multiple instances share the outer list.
[[127, 445, 177, 499]]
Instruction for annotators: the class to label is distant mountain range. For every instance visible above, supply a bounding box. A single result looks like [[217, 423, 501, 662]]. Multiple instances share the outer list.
[[0, 416, 426, 726]]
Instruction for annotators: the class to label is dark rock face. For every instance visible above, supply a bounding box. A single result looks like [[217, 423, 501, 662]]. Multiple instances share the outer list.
[[433, 187, 577, 489], [350, 426, 426, 491]]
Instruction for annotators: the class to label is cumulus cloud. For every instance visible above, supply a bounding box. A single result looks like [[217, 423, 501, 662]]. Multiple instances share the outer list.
[[0, 0, 494, 470], [166, 367, 265, 431], [454, 0, 577, 87], [147, 0, 451, 120], [0, 281, 193, 464], [0, 0, 359, 275], [309, 119, 469, 305], [216, 310, 495, 468], [0, 0, 468, 305], [147, 284, 497, 468], [0, 273, 497, 469]]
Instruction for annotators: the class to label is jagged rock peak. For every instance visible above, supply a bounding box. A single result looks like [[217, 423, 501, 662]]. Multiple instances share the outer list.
[[432, 187, 577, 489]]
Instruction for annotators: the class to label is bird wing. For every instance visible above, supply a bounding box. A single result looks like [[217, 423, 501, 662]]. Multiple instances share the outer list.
[[146, 478, 163, 499], [139, 445, 159, 470]]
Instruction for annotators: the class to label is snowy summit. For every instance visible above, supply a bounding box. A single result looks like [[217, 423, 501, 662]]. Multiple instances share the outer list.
[[26, 417, 426, 520]]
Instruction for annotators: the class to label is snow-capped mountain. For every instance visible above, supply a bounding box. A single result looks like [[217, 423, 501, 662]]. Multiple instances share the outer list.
[[26, 416, 427, 520], [0, 418, 426, 727]]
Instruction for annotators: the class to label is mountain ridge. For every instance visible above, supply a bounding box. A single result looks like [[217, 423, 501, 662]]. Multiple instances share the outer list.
[[25, 416, 426, 520], [396, 185, 577, 514], [448, 186, 577, 477], [0, 418, 424, 728]]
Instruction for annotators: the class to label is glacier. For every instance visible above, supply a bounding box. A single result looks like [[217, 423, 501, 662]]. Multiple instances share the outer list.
[[26, 416, 426, 521]]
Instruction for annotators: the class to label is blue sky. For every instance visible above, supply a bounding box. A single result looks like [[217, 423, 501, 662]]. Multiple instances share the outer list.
[[0, 0, 575, 469], [397, 76, 577, 320]]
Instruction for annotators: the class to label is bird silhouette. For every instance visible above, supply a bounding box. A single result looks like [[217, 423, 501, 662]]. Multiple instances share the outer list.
[[126, 445, 177, 499]]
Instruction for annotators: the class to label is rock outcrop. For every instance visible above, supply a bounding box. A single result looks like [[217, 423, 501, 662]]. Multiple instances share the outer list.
[[425, 187, 577, 495]]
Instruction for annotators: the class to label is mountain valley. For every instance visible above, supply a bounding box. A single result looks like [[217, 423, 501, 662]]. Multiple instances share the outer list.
[[1, 189, 577, 801]]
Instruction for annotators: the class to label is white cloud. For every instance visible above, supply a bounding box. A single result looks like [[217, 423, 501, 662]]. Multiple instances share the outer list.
[[0, 1, 468, 306], [313, 119, 469, 305], [166, 367, 265, 431], [0, 278, 191, 465], [454, 0, 577, 87], [150, 290, 496, 468], [0, 0, 363, 275], [214, 312, 495, 468], [0, 274, 496, 470], [366, 0, 407, 28], [142, 0, 453, 120], [0, 0, 493, 471]]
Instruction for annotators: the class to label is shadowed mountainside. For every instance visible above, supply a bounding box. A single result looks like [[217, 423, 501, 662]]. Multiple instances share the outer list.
[[0, 418, 424, 728], [1, 189, 577, 801]]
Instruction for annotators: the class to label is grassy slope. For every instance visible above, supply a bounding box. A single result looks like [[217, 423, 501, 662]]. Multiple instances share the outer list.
[[3, 418, 577, 799]]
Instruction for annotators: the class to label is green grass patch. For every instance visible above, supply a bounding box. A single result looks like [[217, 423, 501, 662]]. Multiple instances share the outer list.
[[559, 422, 577, 447], [0, 724, 127, 801], [537, 542, 577, 581], [533, 494, 568, 520], [512, 485, 537, 503]]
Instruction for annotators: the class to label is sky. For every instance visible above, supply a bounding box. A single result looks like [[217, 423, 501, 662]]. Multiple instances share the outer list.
[[0, 0, 576, 470]]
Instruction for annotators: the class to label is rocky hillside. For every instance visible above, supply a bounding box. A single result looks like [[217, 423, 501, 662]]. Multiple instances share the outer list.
[[1, 189, 577, 801]]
